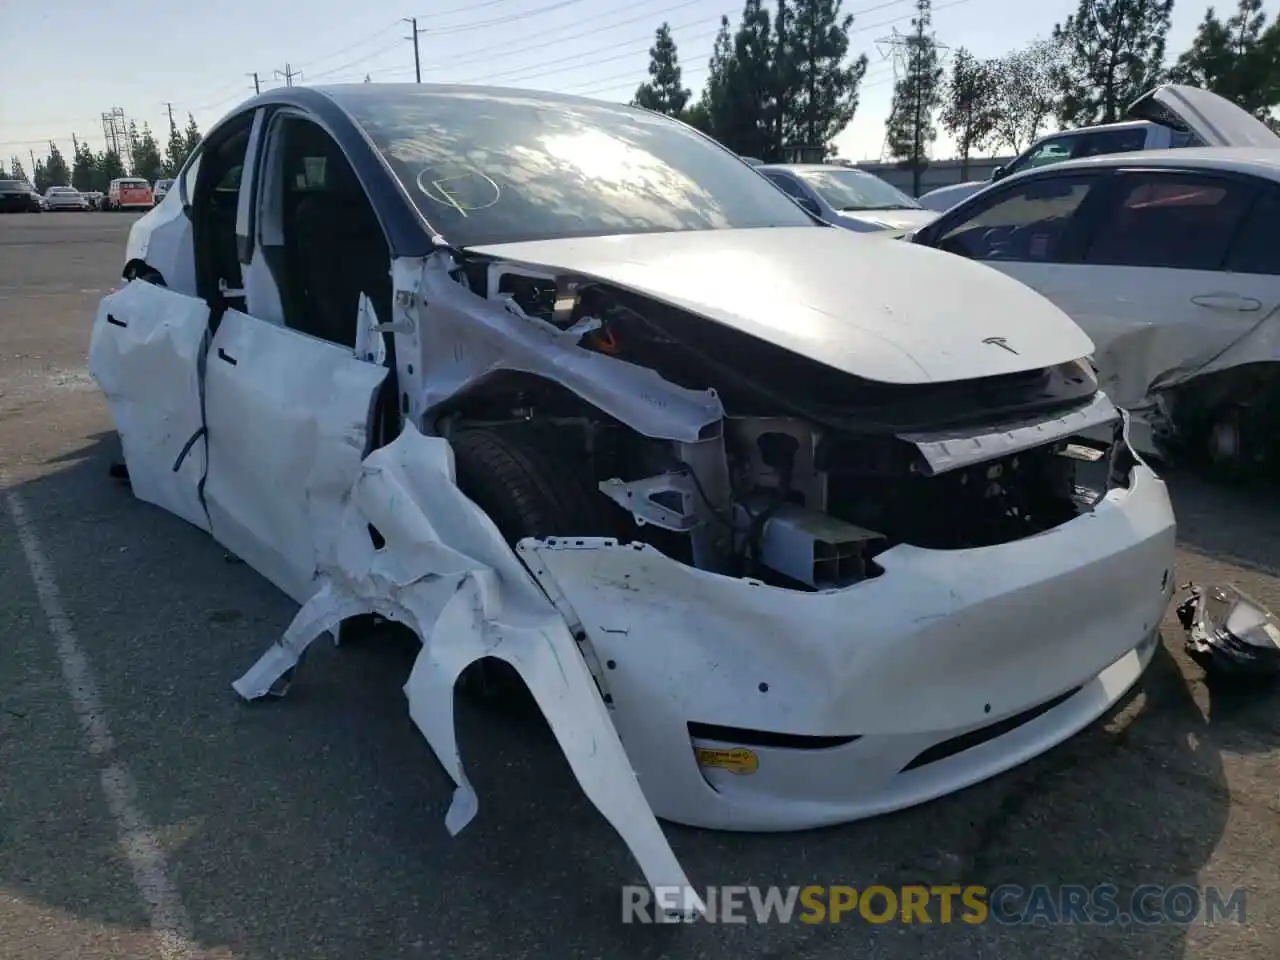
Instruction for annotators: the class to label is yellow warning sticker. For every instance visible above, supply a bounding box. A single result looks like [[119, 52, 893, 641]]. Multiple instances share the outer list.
[[695, 746, 759, 775]]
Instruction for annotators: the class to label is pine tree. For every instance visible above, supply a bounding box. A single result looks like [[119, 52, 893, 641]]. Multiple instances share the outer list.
[[131, 123, 165, 182], [44, 141, 71, 186], [97, 149, 127, 188], [71, 139, 97, 191], [784, 0, 869, 157], [10, 157, 27, 182], [633, 23, 691, 116], [165, 112, 188, 176], [1169, 0, 1280, 115], [885, 0, 943, 196], [1052, 0, 1174, 127], [33, 159, 50, 193], [183, 113, 203, 156]]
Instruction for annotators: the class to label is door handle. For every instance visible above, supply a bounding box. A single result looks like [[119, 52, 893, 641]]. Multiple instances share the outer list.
[[216, 347, 237, 365], [1191, 293, 1262, 311]]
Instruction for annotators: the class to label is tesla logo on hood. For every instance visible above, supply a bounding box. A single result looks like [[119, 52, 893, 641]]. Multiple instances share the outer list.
[[982, 336, 1019, 355]]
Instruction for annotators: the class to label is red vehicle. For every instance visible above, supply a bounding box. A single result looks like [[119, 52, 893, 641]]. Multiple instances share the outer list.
[[106, 177, 153, 211]]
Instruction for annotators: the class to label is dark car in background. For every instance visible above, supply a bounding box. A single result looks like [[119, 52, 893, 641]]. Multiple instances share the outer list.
[[0, 180, 43, 213]]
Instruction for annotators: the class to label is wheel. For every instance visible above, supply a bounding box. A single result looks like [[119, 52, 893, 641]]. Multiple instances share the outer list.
[[448, 424, 618, 699], [449, 425, 618, 543]]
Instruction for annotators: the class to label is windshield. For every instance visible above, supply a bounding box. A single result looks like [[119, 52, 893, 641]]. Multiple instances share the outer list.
[[0, 180, 30, 191], [795, 168, 920, 211], [155, 179, 174, 188], [120, 180, 148, 188], [334, 86, 815, 246], [48, 187, 75, 194]]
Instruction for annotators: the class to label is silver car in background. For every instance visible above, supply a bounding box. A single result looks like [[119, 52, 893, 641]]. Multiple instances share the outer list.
[[757, 163, 939, 236], [43, 186, 91, 210]]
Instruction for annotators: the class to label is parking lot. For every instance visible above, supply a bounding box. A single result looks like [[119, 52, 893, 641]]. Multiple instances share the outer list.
[[0, 211, 1277, 959]]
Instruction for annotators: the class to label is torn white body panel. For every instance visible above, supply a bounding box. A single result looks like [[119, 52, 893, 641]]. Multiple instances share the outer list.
[[88, 281, 211, 532], [203, 309, 388, 604], [232, 425, 700, 909], [521, 464, 1175, 831], [401, 254, 725, 441]]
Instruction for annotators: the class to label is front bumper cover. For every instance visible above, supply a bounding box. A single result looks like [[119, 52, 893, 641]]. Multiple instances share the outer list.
[[521, 464, 1176, 831]]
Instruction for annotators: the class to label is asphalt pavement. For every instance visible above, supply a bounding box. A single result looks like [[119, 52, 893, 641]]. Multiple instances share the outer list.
[[1, 211, 1278, 960]]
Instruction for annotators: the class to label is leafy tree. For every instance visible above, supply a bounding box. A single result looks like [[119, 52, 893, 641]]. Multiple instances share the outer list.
[[165, 112, 188, 176], [885, 0, 943, 195], [183, 113, 203, 156], [679, 101, 714, 134], [940, 47, 998, 178], [992, 38, 1065, 151], [71, 138, 97, 191], [785, 0, 869, 157], [1169, 0, 1280, 116], [1052, 0, 1175, 127], [33, 160, 50, 193], [43, 141, 71, 186], [131, 123, 165, 182], [10, 157, 27, 182], [96, 149, 127, 188], [633, 23, 692, 116]]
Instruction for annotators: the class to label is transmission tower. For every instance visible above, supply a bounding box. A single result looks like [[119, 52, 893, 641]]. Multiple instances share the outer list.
[[873, 20, 950, 163], [100, 107, 133, 168]]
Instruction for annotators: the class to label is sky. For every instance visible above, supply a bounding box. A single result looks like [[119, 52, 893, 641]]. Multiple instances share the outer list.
[[0, 0, 1230, 173]]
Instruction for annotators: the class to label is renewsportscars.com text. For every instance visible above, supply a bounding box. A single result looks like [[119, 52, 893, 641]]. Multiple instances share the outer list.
[[622, 884, 1247, 926]]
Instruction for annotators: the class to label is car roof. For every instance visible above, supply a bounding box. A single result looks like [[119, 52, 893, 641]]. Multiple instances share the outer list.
[[1008, 146, 1280, 181], [758, 163, 871, 174], [313, 81, 644, 113]]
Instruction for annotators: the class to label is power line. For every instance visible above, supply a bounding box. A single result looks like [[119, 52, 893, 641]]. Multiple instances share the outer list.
[[306, 38, 408, 81]]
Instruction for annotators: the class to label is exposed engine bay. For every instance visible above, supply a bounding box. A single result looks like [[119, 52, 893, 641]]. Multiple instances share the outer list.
[[437, 257, 1129, 591]]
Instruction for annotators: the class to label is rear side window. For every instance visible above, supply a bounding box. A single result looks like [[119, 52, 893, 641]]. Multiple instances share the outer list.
[[930, 173, 1101, 262], [1084, 172, 1257, 271], [1072, 128, 1147, 159], [765, 173, 807, 200], [1225, 186, 1280, 275]]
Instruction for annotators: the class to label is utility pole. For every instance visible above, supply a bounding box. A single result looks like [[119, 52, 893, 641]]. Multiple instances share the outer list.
[[162, 101, 176, 130], [403, 17, 425, 83], [247, 71, 261, 95], [274, 63, 302, 87]]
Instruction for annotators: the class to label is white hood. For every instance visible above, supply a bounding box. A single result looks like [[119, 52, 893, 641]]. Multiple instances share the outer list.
[[836, 207, 940, 233], [1128, 83, 1280, 147], [466, 227, 1094, 385]]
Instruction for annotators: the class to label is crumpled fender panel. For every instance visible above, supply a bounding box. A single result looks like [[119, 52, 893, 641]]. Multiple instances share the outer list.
[[88, 280, 211, 532], [1098, 309, 1280, 413], [403, 254, 725, 442], [232, 423, 699, 908]]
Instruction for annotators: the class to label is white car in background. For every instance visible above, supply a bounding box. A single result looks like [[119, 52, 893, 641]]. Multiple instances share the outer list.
[[918, 117, 1206, 214], [43, 185, 91, 210], [911, 84, 1280, 476], [152, 178, 175, 205], [758, 162, 938, 235], [91, 82, 1176, 902]]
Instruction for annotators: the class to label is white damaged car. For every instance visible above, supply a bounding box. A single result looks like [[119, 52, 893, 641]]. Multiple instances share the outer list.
[[90, 84, 1176, 906]]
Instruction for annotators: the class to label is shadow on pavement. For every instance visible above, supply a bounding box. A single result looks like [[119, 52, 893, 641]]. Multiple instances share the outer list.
[[0, 431, 1247, 960]]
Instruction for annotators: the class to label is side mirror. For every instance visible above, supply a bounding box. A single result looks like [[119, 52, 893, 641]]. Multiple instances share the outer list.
[[991, 165, 1006, 181]]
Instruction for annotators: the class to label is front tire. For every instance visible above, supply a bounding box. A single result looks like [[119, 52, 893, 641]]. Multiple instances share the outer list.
[[449, 425, 618, 699]]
